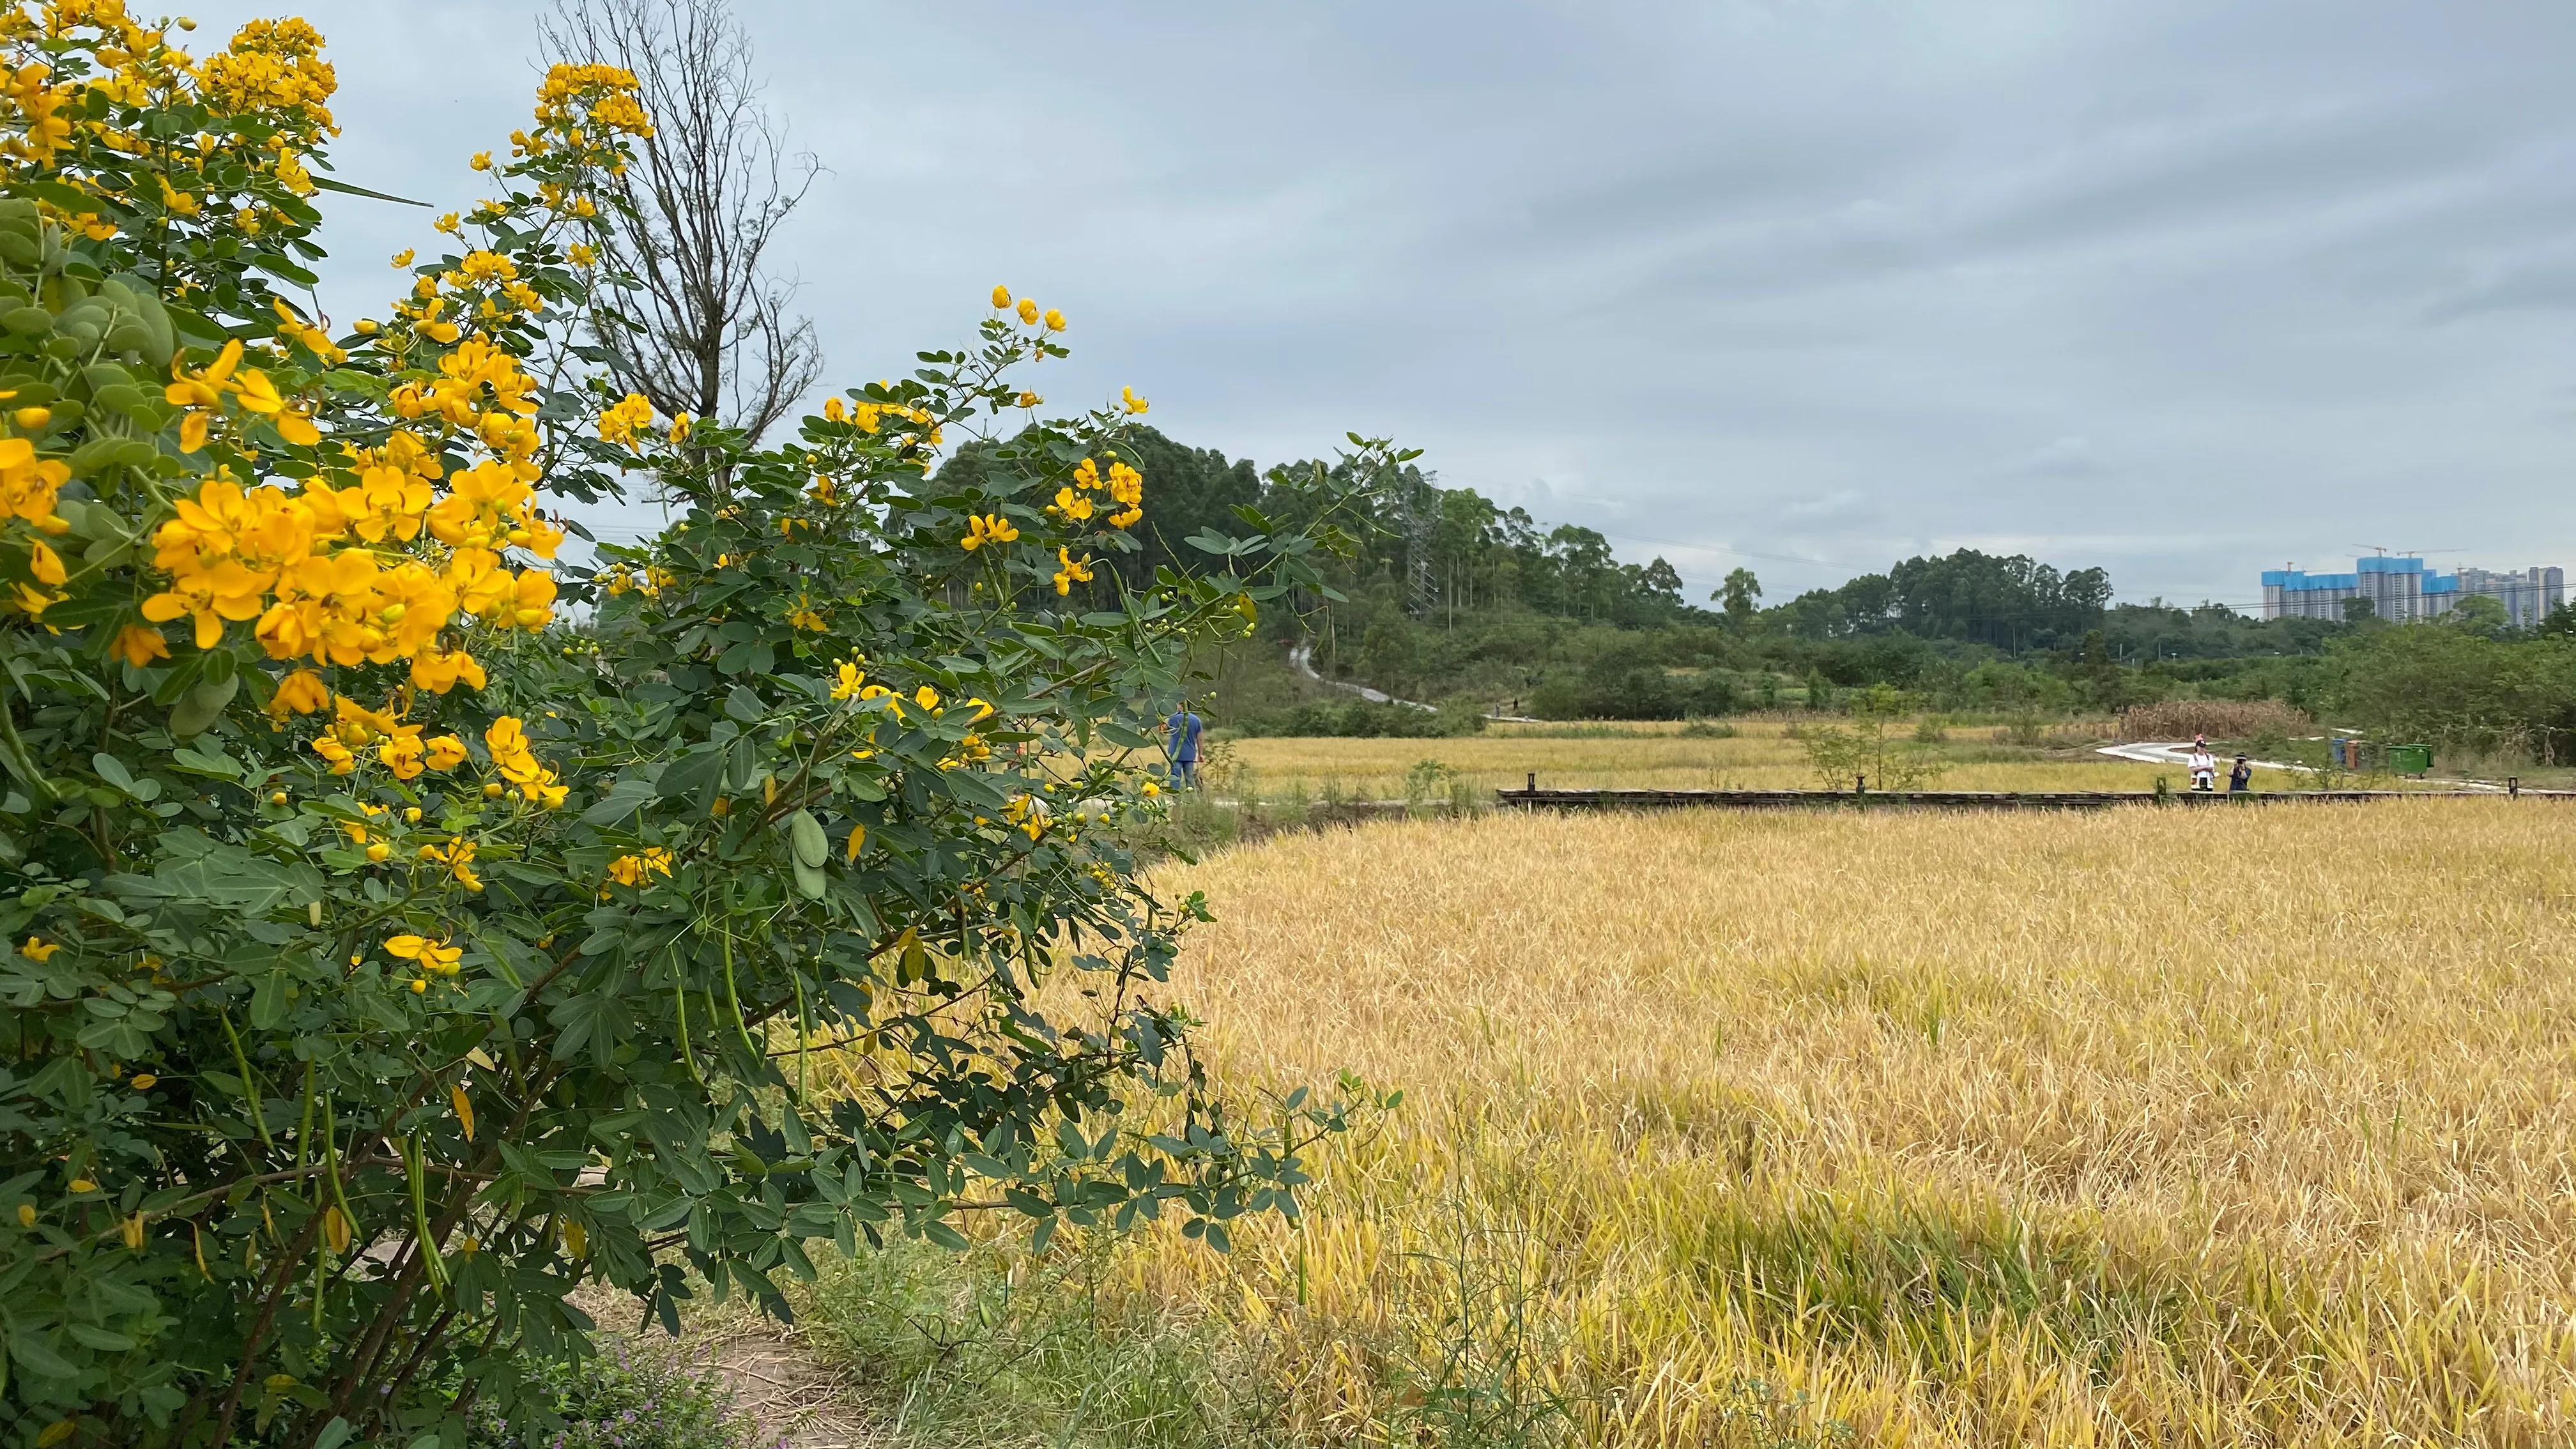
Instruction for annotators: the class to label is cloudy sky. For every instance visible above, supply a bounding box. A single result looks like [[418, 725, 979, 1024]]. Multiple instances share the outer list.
[[194, 1, 2576, 607]]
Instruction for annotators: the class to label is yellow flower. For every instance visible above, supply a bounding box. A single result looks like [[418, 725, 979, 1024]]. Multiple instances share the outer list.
[[470, 150, 492, 171], [606, 847, 673, 887], [831, 661, 865, 700], [597, 392, 652, 446], [310, 735, 356, 774], [129, 1074, 157, 1090], [914, 684, 941, 712], [1016, 298, 1040, 326], [425, 734, 468, 771], [1121, 386, 1149, 415], [377, 734, 425, 780], [25, 539, 63, 588], [420, 836, 480, 891], [845, 824, 865, 862], [270, 668, 330, 716], [364, 841, 391, 862], [110, 624, 170, 669], [410, 648, 487, 694], [1016, 391, 1042, 409], [960, 513, 1020, 551], [1052, 548, 1095, 596], [668, 413, 693, 445], [991, 284, 1011, 309], [385, 933, 463, 974], [433, 212, 460, 234], [391, 248, 414, 268], [20, 937, 59, 962], [1043, 309, 1066, 332]]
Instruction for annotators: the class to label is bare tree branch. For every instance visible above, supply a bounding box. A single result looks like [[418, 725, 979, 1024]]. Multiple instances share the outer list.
[[540, 0, 823, 441]]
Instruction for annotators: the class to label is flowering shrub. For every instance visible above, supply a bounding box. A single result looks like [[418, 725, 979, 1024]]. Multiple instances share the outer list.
[[0, 6, 1386, 1447]]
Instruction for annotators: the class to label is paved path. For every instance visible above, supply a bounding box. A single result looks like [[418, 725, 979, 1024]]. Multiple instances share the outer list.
[[2096, 740, 2508, 792], [2096, 740, 2310, 772], [1286, 642, 1433, 709], [1284, 643, 1540, 721]]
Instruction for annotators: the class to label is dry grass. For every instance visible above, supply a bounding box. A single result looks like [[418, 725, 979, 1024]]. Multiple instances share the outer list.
[[1092, 800, 2576, 1446], [2117, 700, 2315, 742], [1218, 719, 2278, 797]]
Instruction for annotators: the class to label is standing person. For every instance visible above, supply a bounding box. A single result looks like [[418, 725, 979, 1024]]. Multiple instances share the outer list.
[[2228, 753, 2253, 794], [1164, 703, 1205, 789], [2187, 742, 2217, 792]]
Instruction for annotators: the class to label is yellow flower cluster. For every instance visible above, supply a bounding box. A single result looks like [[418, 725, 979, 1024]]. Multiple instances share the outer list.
[[484, 715, 565, 808], [597, 391, 652, 447], [1048, 456, 1142, 530], [140, 463, 555, 674], [533, 62, 652, 142], [992, 284, 1066, 334], [0, 6, 332, 231], [818, 392, 933, 440], [598, 560, 672, 599], [830, 658, 867, 700], [605, 847, 672, 887], [960, 512, 1018, 552], [195, 17, 337, 140]]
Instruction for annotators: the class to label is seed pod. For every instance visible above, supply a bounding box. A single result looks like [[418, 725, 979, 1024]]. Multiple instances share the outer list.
[[323, 1206, 351, 1255], [787, 808, 827, 868]]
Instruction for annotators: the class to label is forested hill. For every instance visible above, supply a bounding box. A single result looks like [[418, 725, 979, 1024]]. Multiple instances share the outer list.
[[939, 427, 2576, 758], [940, 425, 2120, 648]]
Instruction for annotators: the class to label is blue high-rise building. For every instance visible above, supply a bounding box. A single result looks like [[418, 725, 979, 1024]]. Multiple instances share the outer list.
[[2260, 556, 2562, 624]]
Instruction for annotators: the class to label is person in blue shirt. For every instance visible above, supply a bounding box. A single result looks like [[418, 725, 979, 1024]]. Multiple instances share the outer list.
[[1164, 706, 1204, 788]]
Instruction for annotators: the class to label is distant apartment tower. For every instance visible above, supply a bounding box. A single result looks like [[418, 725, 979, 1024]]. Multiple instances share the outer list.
[[2456, 565, 2565, 628], [2259, 556, 2564, 624]]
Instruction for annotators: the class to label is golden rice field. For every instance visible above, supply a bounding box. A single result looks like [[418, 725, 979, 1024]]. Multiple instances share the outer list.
[[1213, 718, 2297, 797], [1100, 799, 2576, 1446]]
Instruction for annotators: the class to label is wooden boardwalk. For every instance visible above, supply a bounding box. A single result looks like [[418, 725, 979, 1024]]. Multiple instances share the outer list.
[[1496, 784, 2576, 812]]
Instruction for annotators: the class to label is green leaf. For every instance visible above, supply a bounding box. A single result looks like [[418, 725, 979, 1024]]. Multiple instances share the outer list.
[[89, 751, 134, 793], [308, 174, 430, 206]]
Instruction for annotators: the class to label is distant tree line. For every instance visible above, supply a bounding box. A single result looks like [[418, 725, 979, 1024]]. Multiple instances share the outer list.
[[940, 427, 2576, 764]]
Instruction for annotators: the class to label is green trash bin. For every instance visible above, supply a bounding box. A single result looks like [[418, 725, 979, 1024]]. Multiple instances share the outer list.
[[2387, 744, 2433, 776]]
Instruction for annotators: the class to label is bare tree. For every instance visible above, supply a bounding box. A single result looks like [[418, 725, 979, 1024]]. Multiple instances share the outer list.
[[540, 0, 822, 440]]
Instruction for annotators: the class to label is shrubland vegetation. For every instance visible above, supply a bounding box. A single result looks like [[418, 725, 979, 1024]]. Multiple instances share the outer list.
[[0, 8, 1387, 1445]]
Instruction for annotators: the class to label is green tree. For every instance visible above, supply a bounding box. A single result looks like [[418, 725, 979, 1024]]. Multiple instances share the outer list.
[[1715, 567, 1761, 628]]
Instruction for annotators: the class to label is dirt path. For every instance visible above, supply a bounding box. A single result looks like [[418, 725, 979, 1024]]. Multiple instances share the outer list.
[[692, 1315, 875, 1449], [572, 1286, 876, 1448]]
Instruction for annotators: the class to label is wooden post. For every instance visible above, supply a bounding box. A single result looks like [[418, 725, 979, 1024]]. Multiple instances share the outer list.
[[1526, 772, 1537, 794], [2510, 776, 2521, 798]]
